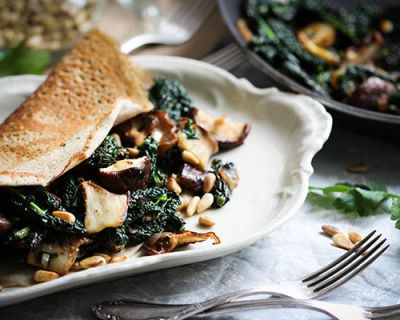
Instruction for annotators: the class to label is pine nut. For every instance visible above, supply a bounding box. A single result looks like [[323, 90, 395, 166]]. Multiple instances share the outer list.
[[110, 255, 127, 263], [167, 177, 182, 194], [198, 215, 215, 227], [186, 196, 200, 217], [182, 150, 200, 166], [0, 285, 3, 291], [197, 193, 214, 213], [127, 147, 139, 157], [52, 211, 76, 224], [33, 270, 59, 282], [346, 164, 369, 173], [79, 256, 106, 269], [177, 194, 191, 211], [93, 253, 112, 263], [348, 231, 363, 244], [203, 173, 216, 193], [332, 233, 354, 251], [322, 225, 341, 237]]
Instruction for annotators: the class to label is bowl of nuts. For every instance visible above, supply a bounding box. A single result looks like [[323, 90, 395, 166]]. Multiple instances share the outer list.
[[0, 0, 105, 76]]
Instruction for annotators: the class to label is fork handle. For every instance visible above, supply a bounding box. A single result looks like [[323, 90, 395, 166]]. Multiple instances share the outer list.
[[92, 298, 345, 320]]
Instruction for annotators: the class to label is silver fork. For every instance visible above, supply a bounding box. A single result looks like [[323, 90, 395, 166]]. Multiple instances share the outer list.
[[92, 230, 389, 320], [120, 0, 215, 54], [202, 43, 245, 70], [192, 298, 400, 320]]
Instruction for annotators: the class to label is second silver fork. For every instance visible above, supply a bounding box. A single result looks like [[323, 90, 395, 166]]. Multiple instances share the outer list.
[[92, 230, 389, 320]]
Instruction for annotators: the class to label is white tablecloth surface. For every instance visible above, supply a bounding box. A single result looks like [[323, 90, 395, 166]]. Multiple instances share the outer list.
[[1, 63, 400, 320]]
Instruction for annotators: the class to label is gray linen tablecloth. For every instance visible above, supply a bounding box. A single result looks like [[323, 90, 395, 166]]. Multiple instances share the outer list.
[[1, 64, 400, 320]]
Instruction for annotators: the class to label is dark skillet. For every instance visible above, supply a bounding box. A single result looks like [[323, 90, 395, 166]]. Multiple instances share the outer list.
[[217, 0, 400, 140]]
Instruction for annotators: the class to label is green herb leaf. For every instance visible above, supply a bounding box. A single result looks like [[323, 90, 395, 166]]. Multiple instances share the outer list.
[[182, 119, 199, 140], [0, 46, 50, 77], [309, 182, 397, 217], [390, 198, 400, 229]]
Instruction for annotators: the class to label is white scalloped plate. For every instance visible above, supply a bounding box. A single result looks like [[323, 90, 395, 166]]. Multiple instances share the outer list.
[[0, 56, 332, 307]]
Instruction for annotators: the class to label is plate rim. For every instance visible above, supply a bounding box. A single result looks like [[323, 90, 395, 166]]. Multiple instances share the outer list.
[[0, 55, 332, 307]]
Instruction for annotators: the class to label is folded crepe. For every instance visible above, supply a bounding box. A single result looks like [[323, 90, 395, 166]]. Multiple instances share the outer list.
[[0, 29, 154, 186]]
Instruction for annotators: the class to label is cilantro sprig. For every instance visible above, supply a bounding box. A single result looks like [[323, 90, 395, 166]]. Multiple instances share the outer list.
[[308, 182, 400, 219]]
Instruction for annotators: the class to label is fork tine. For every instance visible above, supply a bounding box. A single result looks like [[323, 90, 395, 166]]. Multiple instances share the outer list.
[[302, 230, 376, 282], [305, 233, 382, 287], [312, 242, 389, 294], [370, 305, 400, 319], [171, 0, 214, 31], [204, 44, 245, 70], [369, 304, 400, 313]]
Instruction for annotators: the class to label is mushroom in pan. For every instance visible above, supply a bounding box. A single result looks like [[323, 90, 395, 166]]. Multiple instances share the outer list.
[[143, 230, 221, 255], [345, 32, 384, 65], [348, 76, 396, 112], [81, 181, 129, 234], [99, 156, 151, 193]]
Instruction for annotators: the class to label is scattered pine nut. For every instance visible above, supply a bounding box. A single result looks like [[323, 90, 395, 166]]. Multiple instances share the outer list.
[[198, 215, 215, 227], [346, 164, 369, 173], [348, 231, 363, 244], [186, 196, 200, 217], [182, 150, 200, 166], [167, 177, 182, 194], [197, 193, 214, 214], [93, 253, 112, 263], [177, 194, 191, 211], [52, 211, 76, 224], [33, 270, 59, 282], [203, 173, 216, 193], [79, 256, 106, 269], [332, 233, 354, 251], [0, 285, 3, 291], [322, 225, 341, 237], [127, 147, 139, 157], [110, 255, 127, 263], [380, 19, 394, 33]]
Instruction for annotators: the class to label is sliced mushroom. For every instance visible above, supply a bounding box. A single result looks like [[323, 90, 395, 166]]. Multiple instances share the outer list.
[[299, 22, 336, 48], [0, 214, 12, 235], [82, 181, 129, 234], [177, 124, 218, 171], [115, 111, 177, 155], [297, 30, 339, 65], [99, 156, 151, 193], [27, 236, 91, 275], [115, 114, 154, 147], [150, 111, 178, 156], [178, 163, 206, 194], [345, 32, 384, 64], [143, 230, 221, 255], [194, 109, 250, 149]]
